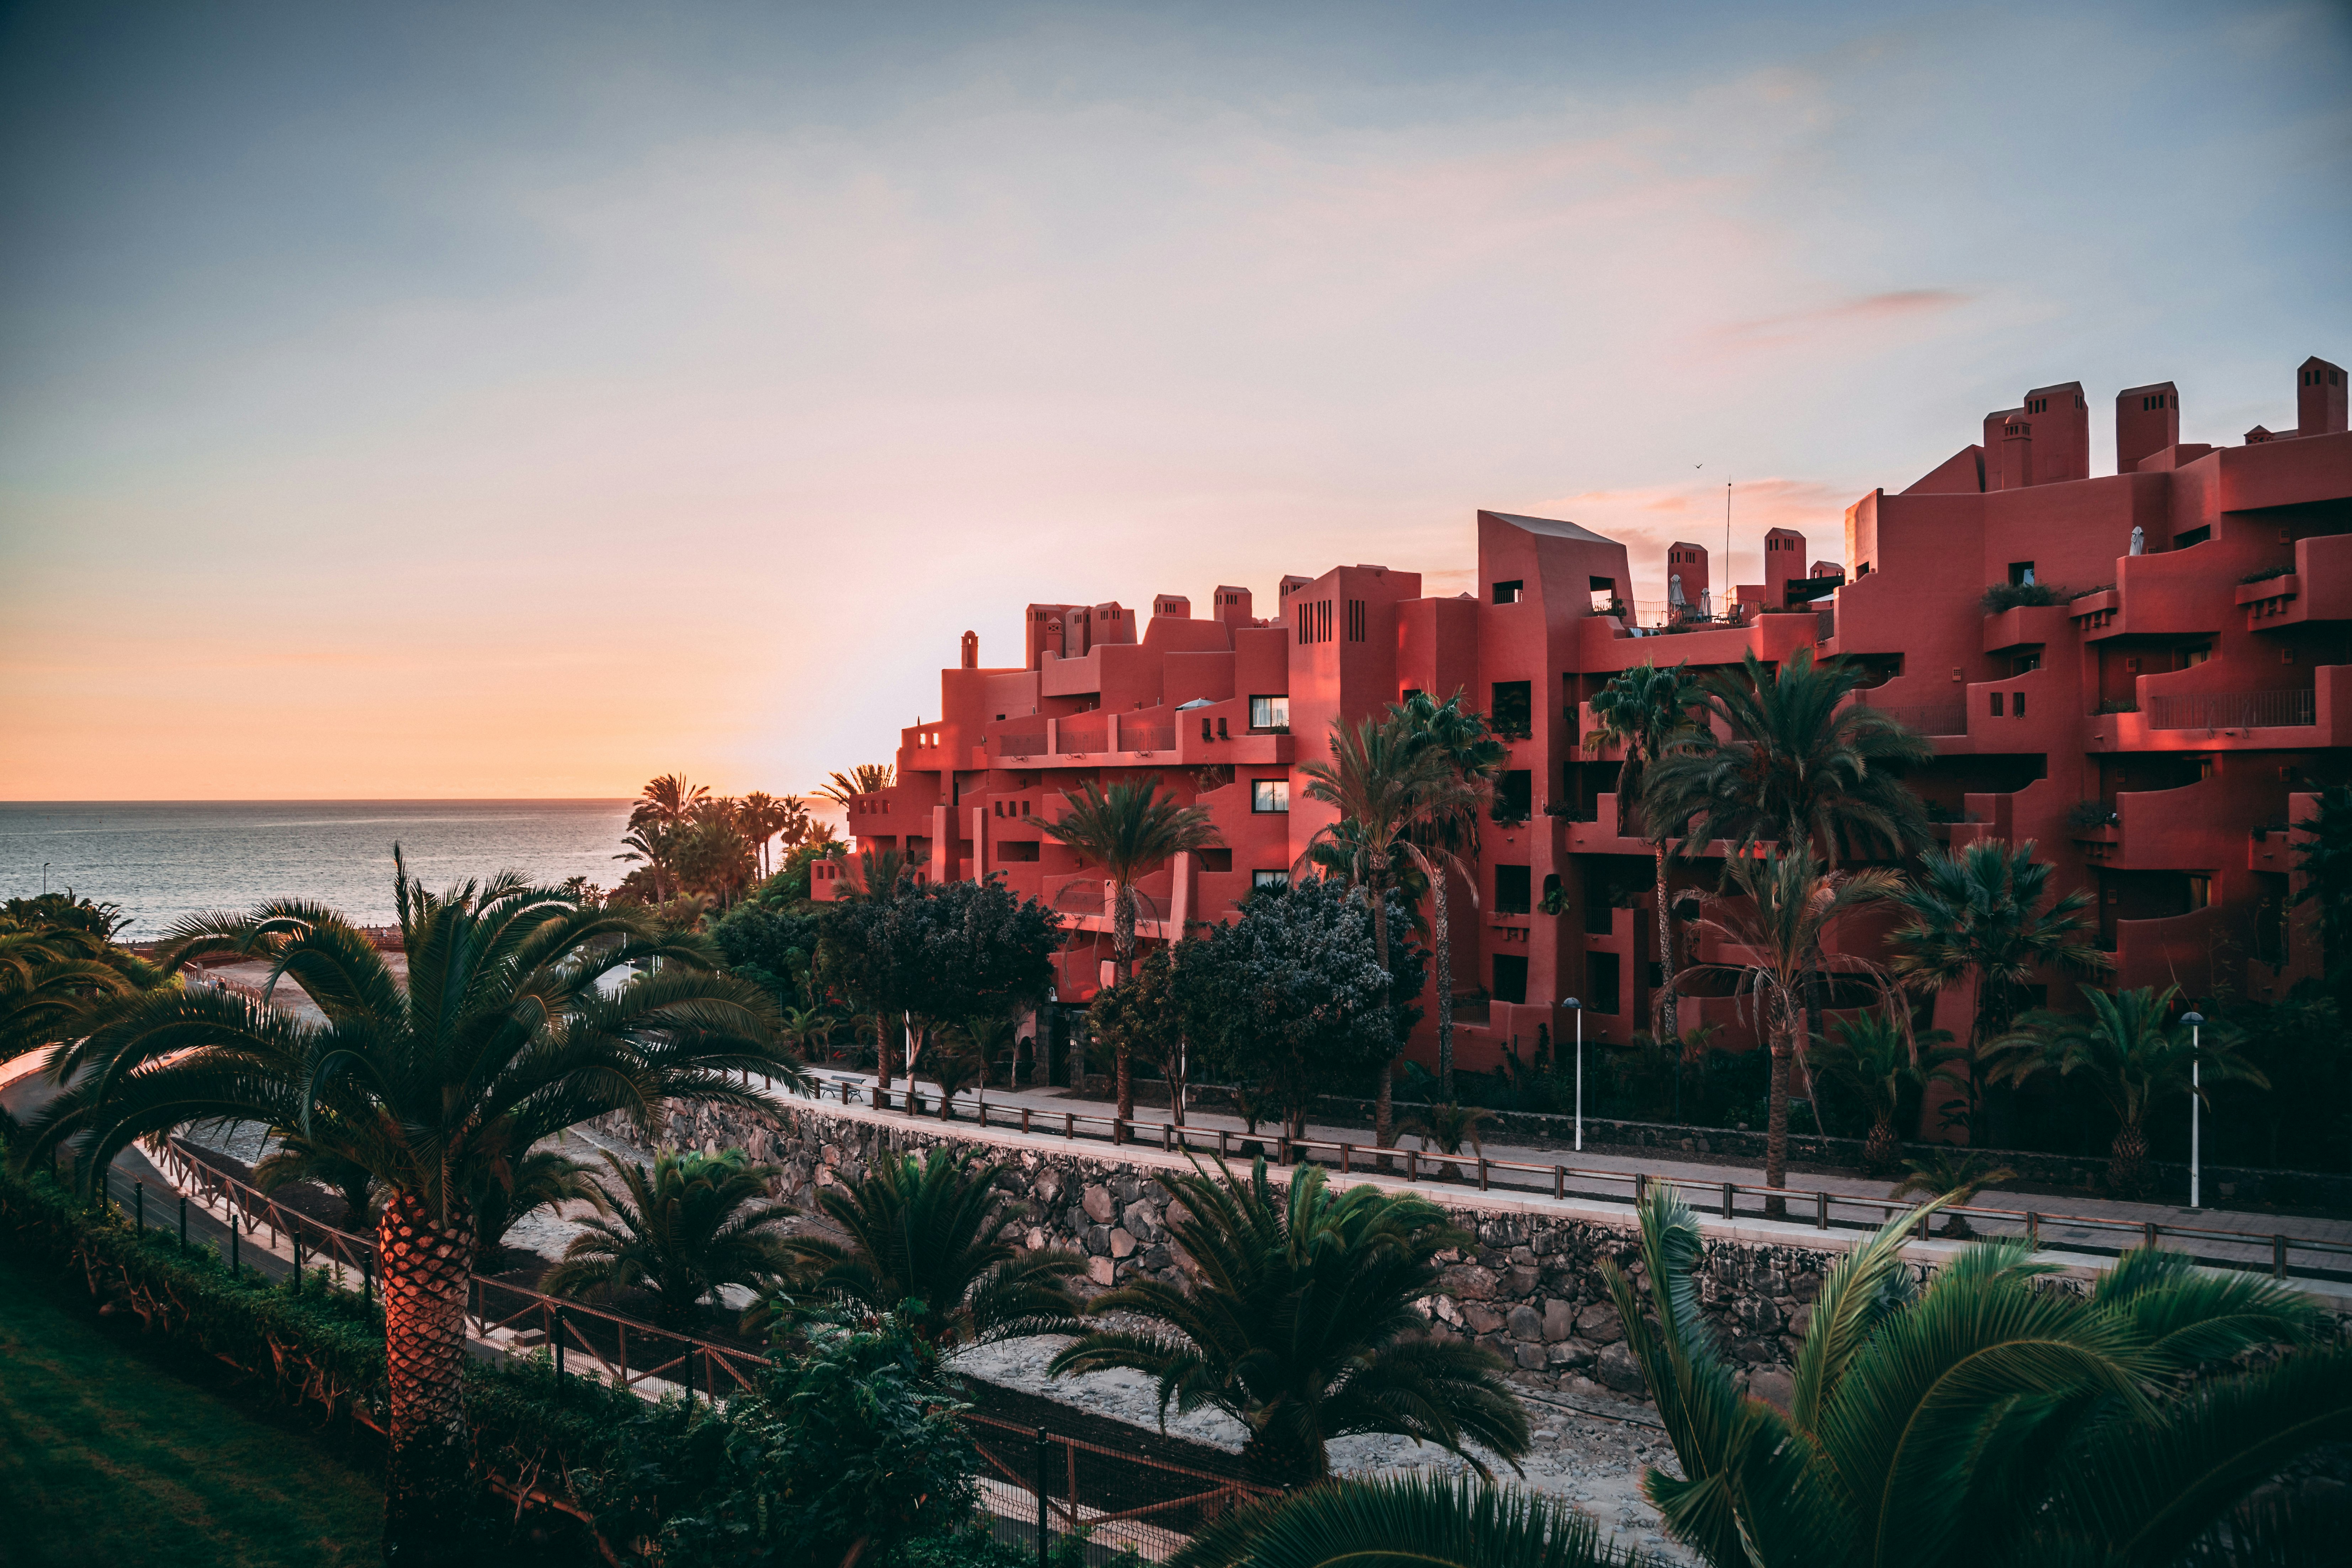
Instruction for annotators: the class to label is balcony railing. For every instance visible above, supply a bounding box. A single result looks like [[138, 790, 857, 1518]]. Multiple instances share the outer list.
[[1126, 725, 1176, 753], [2149, 689, 2315, 730], [1855, 698, 1970, 736], [994, 732, 1048, 756], [1056, 725, 1108, 754]]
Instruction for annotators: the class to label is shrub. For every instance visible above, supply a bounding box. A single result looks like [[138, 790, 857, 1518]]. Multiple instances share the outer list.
[[2239, 563, 2295, 584], [1979, 581, 2070, 613], [2066, 799, 2115, 831], [2092, 697, 2139, 715]]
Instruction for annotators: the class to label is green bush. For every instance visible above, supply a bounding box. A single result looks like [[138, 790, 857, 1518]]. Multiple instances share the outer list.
[[1979, 581, 2070, 613]]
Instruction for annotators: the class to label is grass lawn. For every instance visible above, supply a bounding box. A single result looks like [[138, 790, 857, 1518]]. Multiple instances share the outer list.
[[0, 1248, 383, 1567]]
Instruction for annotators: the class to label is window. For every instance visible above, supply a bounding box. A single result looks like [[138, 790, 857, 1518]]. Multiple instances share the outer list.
[[1345, 599, 1366, 641], [1492, 579, 1524, 605], [2012, 690, 2026, 717], [1494, 769, 1532, 823], [1990, 692, 2004, 717], [2182, 644, 2210, 667], [1490, 680, 1532, 738], [1400, 687, 1424, 703], [1252, 869, 1289, 889], [2008, 562, 2037, 586], [2013, 653, 2040, 674], [1494, 865, 1531, 914], [2175, 525, 2211, 548], [996, 841, 1039, 862], [2187, 874, 2211, 910], [1249, 694, 1289, 730], [1252, 778, 1289, 813], [1295, 599, 1335, 643], [1587, 952, 1620, 1015], [1492, 955, 1528, 1006], [1197, 848, 1233, 872]]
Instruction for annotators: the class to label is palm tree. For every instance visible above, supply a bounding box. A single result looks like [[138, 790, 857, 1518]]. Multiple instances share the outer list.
[[1394, 690, 1505, 1097], [468, 1145, 602, 1260], [817, 764, 896, 810], [1296, 713, 1474, 1147], [1037, 777, 1221, 1120], [1639, 649, 1934, 867], [758, 1146, 1083, 1346], [1586, 661, 1703, 1040], [1987, 984, 2268, 1196], [1172, 1474, 1667, 1568], [1398, 1100, 1492, 1180], [1047, 1157, 1529, 1485], [632, 772, 712, 831], [1889, 839, 2108, 1144], [1809, 1006, 1961, 1173], [16, 853, 806, 1564], [0, 923, 152, 1062], [736, 791, 808, 879], [2290, 784, 2352, 1020], [543, 1147, 795, 1329], [1683, 846, 1903, 1199], [1887, 1148, 2018, 1237], [1601, 1184, 2344, 1568]]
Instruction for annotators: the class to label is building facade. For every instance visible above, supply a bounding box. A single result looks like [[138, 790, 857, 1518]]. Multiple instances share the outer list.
[[816, 355, 2350, 1079]]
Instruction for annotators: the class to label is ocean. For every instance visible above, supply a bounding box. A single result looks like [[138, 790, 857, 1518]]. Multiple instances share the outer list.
[[0, 801, 639, 938]]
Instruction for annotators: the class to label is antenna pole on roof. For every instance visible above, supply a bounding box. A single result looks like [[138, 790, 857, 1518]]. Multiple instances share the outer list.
[[1725, 481, 1732, 597]]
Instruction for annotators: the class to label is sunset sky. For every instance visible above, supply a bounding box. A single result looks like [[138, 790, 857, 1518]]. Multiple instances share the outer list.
[[4, 1, 2348, 801]]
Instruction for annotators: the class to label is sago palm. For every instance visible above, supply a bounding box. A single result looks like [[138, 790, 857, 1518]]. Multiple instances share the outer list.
[[1297, 711, 1476, 1147], [1048, 1156, 1529, 1485], [1037, 777, 1221, 1119], [16, 854, 805, 1565], [1172, 1473, 1668, 1568], [1987, 984, 2268, 1197], [1889, 838, 2108, 1141], [757, 1146, 1083, 1346], [543, 1146, 795, 1329], [1394, 689, 1504, 1097], [1603, 1184, 2347, 1568], [1586, 660, 1703, 1039], [1683, 846, 1902, 1198]]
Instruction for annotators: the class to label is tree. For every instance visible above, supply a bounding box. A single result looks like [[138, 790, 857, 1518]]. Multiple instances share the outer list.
[[1586, 661, 1704, 1040], [818, 849, 925, 1102], [2292, 784, 2352, 1021], [1088, 945, 1194, 1123], [736, 791, 810, 879], [1639, 649, 1934, 867], [543, 1147, 796, 1330], [16, 853, 806, 1564], [817, 764, 896, 809], [1297, 712, 1477, 1147], [1682, 846, 1902, 1200], [1987, 984, 2268, 1197], [1172, 1474, 1665, 1568], [756, 1146, 1083, 1346], [1888, 839, 2108, 1144], [465, 1145, 602, 1262], [1036, 778, 1221, 1120], [1048, 1157, 1529, 1485], [1887, 1148, 2018, 1237], [1182, 878, 1420, 1141], [1600, 1183, 2345, 1568], [1809, 1006, 1960, 1174], [710, 895, 824, 1010], [1392, 691, 1506, 1100], [0, 921, 153, 1062]]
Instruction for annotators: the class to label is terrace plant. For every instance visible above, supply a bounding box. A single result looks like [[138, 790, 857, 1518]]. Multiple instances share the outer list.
[[15, 854, 803, 1566]]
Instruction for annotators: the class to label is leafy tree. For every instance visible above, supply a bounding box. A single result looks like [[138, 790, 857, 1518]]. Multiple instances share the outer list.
[[1173, 1473, 1666, 1568], [617, 773, 713, 902], [1088, 945, 1191, 1122], [1297, 711, 1476, 1147], [1889, 839, 2108, 1144], [2211, 982, 2345, 1171], [16, 852, 804, 1564], [770, 833, 846, 902], [545, 1147, 795, 1330], [1048, 1158, 1529, 1485], [1585, 660, 1704, 1040], [1183, 879, 1421, 1140], [755, 1146, 1082, 1346], [1036, 778, 1221, 1118], [1988, 984, 2268, 1196], [1809, 1006, 1960, 1174], [710, 896, 824, 1009], [1600, 1184, 2345, 1568], [1683, 846, 1902, 1200]]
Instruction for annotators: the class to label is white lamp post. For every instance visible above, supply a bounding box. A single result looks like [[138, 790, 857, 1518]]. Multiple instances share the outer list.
[[2183, 1009, 2205, 1210], [1562, 998, 1584, 1152]]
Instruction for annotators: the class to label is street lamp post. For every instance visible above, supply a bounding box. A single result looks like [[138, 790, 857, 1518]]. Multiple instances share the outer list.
[[2183, 1010, 2205, 1210], [1561, 998, 1584, 1152]]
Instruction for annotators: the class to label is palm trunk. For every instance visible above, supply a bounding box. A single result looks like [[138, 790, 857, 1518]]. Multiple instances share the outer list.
[[1114, 883, 1135, 1121], [874, 1009, 893, 1109], [1765, 996, 1794, 1217], [2109, 1121, 2151, 1197], [1651, 843, 1676, 1041], [1864, 1113, 1898, 1174], [378, 1190, 477, 1566], [1370, 885, 1395, 1150], [1434, 872, 1455, 1099]]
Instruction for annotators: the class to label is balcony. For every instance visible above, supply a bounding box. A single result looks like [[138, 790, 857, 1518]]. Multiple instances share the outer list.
[[1854, 697, 1970, 737], [2148, 689, 2314, 730]]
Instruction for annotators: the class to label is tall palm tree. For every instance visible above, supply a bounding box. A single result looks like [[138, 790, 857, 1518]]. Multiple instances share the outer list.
[[1683, 846, 1903, 1198], [1888, 838, 2109, 1144], [1394, 690, 1505, 1097], [1586, 661, 1704, 1040], [1173, 1474, 1667, 1568], [543, 1146, 795, 1329], [1639, 649, 1934, 867], [1037, 777, 1221, 1120], [1601, 1184, 2344, 1568], [1809, 1006, 1961, 1173], [1987, 984, 2268, 1196], [755, 1146, 1083, 1345], [15, 853, 806, 1565], [1297, 713, 1474, 1147], [1048, 1157, 1529, 1485], [817, 764, 896, 810], [632, 772, 711, 832]]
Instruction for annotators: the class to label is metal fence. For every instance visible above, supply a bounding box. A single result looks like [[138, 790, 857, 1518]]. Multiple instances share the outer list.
[[2150, 689, 2316, 730], [965, 1415, 1276, 1563]]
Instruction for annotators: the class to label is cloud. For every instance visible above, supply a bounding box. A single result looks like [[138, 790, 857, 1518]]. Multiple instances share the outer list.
[[1716, 288, 1972, 351]]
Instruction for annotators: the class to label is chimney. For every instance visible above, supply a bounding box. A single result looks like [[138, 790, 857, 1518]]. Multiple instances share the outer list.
[[1042, 617, 1064, 661], [1152, 594, 1191, 620], [2001, 418, 2035, 489], [1664, 541, 1710, 618], [2022, 382, 2088, 483], [1211, 584, 1254, 626], [2299, 356, 2347, 437], [2115, 382, 2179, 474], [959, 629, 978, 670]]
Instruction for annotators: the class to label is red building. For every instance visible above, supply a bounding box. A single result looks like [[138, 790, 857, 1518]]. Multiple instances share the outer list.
[[818, 354, 2350, 1079]]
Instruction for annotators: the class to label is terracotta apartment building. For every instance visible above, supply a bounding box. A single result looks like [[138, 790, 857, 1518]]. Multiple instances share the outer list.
[[816, 355, 2351, 1081]]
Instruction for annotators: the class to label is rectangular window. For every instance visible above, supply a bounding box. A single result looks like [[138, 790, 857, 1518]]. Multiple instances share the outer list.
[[1345, 599, 1366, 641], [2175, 525, 2211, 548], [1494, 769, 1532, 823], [1252, 779, 1289, 813], [1492, 955, 1528, 1006], [1196, 848, 1233, 872], [2008, 562, 2037, 586], [2012, 690, 2026, 717], [2187, 874, 2210, 910], [996, 841, 1039, 862], [1587, 952, 1620, 1015], [1494, 865, 1531, 914], [1491, 680, 1532, 738], [1492, 579, 1524, 605], [1252, 869, 1289, 889], [1990, 692, 2004, 717], [1249, 694, 1290, 730]]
